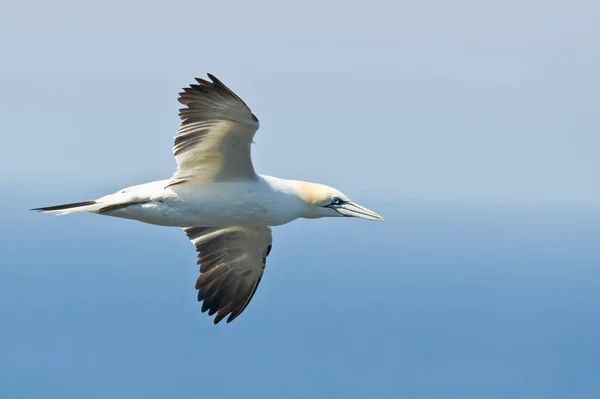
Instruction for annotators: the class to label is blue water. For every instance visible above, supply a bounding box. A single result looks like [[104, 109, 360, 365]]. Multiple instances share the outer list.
[[2, 187, 599, 398]]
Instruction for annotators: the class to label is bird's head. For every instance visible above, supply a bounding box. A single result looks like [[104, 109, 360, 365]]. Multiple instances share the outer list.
[[293, 181, 384, 222]]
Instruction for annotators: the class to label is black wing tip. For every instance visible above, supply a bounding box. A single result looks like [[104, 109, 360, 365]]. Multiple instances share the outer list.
[[178, 72, 252, 110], [190, 73, 226, 92], [206, 73, 225, 88], [226, 312, 241, 324], [30, 200, 96, 212], [198, 292, 250, 326], [199, 299, 234, 325], [209, 309, 241, 325]]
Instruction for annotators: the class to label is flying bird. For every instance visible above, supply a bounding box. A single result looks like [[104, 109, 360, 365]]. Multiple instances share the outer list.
[[32, 74, 384, 324]]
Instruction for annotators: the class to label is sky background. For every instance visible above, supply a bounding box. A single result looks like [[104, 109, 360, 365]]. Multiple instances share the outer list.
[[1, 1, 599, 398]]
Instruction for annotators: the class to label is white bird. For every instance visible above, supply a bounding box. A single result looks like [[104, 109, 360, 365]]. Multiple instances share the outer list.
[[33, 74, 384, 324]]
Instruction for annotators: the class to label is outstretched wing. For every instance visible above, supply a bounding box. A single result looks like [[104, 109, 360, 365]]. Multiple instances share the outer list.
[[169, 74, 260, 186], [184, 226, 273, 324]]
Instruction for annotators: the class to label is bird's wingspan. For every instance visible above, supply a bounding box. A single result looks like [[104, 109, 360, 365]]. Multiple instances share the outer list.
[[168, 74, 260, 187], [184, 225, 272, 324]]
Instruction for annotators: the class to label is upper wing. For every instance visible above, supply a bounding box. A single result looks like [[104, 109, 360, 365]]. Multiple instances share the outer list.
[[169, 74, 260, 186], [184, 225, 273, 324]]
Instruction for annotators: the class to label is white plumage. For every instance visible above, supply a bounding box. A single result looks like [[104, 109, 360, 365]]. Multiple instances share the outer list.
[[33, 74, 383, 324]]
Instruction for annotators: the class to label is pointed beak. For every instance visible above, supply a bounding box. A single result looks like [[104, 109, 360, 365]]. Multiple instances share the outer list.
[[333, 201, 384, 222]]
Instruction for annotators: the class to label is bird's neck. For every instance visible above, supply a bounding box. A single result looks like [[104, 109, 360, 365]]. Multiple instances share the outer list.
[[260, 175, 327, 203], [258, 175, 337, 221]]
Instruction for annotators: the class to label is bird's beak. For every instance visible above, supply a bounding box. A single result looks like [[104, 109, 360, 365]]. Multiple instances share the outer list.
[[333, 201, 384, 222]]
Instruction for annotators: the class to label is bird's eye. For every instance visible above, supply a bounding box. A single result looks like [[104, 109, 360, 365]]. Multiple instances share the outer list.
[[331, 197, 343, 206]]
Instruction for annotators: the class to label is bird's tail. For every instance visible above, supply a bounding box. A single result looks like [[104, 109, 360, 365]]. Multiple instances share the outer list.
[[32, 181, 163, 216], [31, 200, 105, 216]]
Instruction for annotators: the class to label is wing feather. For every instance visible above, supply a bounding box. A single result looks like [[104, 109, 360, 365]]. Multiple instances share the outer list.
[[169, 74, 260, 186], [184, 226, 272, 324]]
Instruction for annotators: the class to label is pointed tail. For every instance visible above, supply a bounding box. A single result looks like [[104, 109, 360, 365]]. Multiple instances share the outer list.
[[31, 200, 101, 215]]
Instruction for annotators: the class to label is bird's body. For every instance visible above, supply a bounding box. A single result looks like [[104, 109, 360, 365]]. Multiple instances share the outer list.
[[91, 176, 311, 227], [34, 73, 383, 324]]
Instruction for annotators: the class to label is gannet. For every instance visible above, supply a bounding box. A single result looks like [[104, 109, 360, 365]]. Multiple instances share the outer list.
[[32, 74, 384, 324]]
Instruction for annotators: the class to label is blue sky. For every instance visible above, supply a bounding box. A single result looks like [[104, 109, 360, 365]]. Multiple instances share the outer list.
[[1, 1, 600, 398], [1, 1, 599, 206]]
